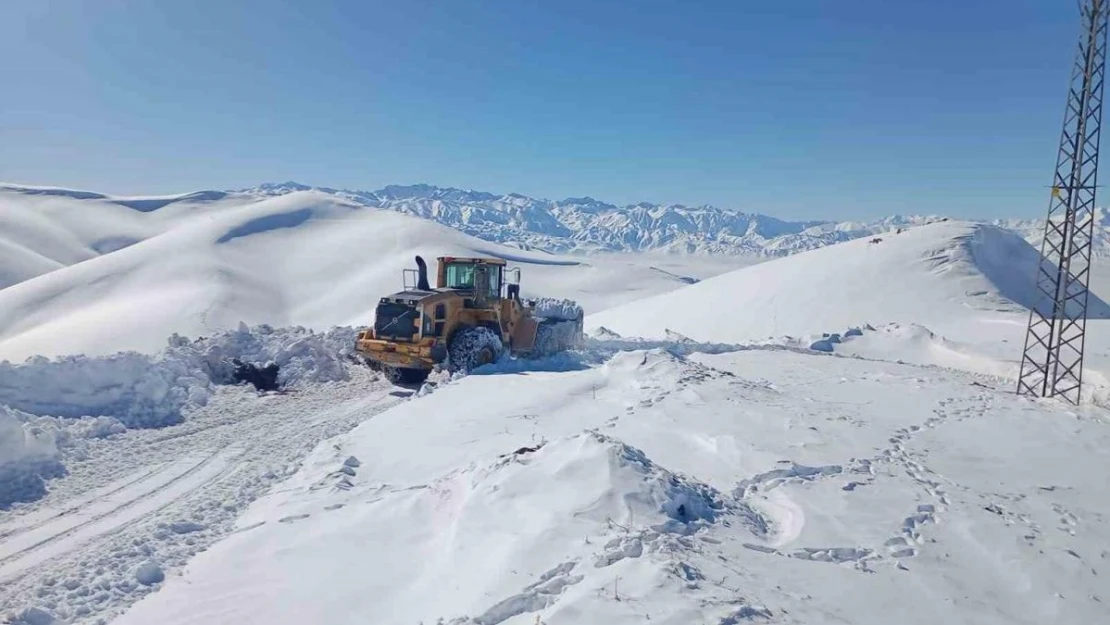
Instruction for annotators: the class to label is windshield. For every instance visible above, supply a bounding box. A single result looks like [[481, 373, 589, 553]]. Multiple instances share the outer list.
[[444, 263, 475, 289], [445, 263, 500, 298]]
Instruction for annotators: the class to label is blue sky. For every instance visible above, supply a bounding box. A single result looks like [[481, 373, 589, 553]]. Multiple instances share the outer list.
[[0, 1, 1086, 220]]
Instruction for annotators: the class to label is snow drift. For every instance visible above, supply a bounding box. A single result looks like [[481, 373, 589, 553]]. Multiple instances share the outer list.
[[112, 352, 763, 625], [822, 322, 1020, 379]]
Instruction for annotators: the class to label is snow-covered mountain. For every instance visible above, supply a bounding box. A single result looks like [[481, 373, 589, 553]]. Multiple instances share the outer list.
[[987, 208, 1110, 258], [239, 181, 944, 256], [11, 180, 1110, 264], [241, 182, 1110, 259]]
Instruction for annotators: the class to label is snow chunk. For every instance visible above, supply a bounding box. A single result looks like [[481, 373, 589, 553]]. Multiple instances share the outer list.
[[168, 323, 357, 388], [808, 339, 835, 353], [135, 562, 165, 586], [0, 407, 63, 508], [8, 607, 59, 625], [168, 521, 207, 534]]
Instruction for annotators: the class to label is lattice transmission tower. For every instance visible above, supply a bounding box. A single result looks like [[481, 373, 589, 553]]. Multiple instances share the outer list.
[[1017, 0, 1110, 404]]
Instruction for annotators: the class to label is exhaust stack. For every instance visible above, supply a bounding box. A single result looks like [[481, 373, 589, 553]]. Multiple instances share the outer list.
[[415, 256, 430, 291]]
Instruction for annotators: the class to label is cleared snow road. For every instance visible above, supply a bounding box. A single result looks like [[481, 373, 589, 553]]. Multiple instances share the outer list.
[[0, 368, 401, 625]]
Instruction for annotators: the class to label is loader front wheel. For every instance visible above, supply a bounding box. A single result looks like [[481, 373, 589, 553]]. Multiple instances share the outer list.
[[449, 326, 504, 373], [383, 366, 429, 386]]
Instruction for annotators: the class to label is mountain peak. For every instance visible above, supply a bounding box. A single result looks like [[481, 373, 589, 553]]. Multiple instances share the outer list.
[[253, 181, 313, 194], [371, 184, 500, 203]]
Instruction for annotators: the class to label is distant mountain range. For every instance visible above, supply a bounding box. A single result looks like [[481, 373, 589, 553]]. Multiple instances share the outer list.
[[5, 179, 1099, 259], [241, 182, 961, 256]]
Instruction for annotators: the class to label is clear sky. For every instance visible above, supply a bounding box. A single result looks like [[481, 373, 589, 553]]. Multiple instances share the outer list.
[[0, 0, 1090, 220]]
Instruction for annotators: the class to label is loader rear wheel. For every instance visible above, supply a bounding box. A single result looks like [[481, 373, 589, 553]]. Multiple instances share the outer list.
[[449, 326, 503, 373]]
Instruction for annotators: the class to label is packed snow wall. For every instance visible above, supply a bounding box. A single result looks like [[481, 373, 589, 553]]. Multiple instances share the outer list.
[[0, 323, 358, 507]]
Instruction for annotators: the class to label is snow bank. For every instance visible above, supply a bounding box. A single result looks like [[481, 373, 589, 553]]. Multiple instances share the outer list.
[[0, 324, 356, 506], [0, 407, 64, 508], [0, 352, 207, 428], [167, 323, 358, 387], [0, 324, 356, 429]]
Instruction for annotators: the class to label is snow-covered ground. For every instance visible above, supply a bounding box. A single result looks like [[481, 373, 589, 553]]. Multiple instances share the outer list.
[[0, 364, 405, 624], [1, 196, 1109, 625], [109, 349, 1110, 625]]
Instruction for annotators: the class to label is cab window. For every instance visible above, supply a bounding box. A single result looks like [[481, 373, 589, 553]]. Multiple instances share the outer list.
[[445, 263, 475, 289], [445, 263, 501, 299], [485, 266, 501, 298]]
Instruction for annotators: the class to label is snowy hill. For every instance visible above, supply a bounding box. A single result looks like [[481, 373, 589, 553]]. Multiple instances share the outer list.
[[590, 220, 1110, 343], [589, 220, 1110, 398], [0, 187, 750, 362], [0, 185, 241, 290]]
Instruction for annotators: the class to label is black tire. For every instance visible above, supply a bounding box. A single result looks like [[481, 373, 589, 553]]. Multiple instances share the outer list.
[[383, 366, 430, 385], [449, 326, 504, 373]]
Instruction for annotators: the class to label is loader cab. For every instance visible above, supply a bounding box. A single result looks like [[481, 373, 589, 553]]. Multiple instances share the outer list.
[[437, 257, 506, 307]]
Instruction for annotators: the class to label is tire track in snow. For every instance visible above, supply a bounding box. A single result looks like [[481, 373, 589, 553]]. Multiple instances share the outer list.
[[0, 369, 402, 624], [0, 446, 240, 583], [0, 464, 166, 542]]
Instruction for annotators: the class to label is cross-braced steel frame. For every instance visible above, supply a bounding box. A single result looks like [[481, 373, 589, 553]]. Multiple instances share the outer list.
[[1018, 0, 1110, 405]]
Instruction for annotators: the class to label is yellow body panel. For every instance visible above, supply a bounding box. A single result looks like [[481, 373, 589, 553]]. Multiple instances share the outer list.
[[355, 333, 438, 369]]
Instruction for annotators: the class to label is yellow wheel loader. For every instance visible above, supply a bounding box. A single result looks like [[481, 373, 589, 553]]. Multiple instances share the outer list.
[[355, 255, 584, 383]]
